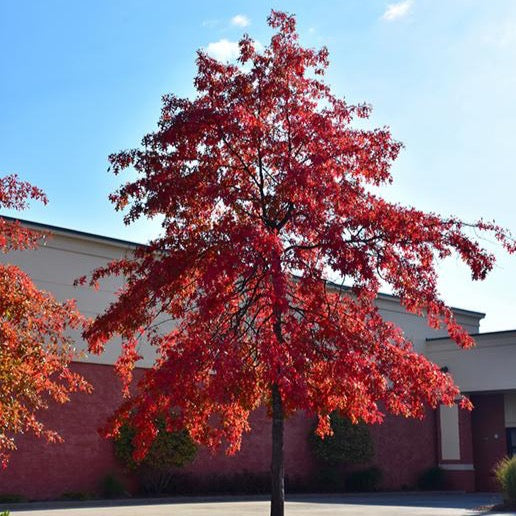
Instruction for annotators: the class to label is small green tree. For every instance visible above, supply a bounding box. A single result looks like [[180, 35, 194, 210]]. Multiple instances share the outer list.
[[309, 412, 374, 466], [495, 456, 516, 506], [114, 419, 197, 494]]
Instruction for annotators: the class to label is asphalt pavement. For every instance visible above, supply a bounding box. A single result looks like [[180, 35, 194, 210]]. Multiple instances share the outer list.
[[3, 493, 510, 516]]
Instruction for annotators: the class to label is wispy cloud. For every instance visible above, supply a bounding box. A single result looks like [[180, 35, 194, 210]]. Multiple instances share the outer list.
[[481, 20, 516, 48], [231, 14, 250, 28], [205, 39, 240, 61], [382, 0, 413, 22], [202, 19, 219, 28]]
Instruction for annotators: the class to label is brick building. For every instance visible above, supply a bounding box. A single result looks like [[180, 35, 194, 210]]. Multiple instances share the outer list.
[[1, 218, 515, 499]]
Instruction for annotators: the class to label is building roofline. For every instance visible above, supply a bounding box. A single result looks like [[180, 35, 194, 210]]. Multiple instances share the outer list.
[[1, 215, 141, 249], [325, 279, 485, 319], [426, 329, 516, 342], [3, 215, 486, 319]]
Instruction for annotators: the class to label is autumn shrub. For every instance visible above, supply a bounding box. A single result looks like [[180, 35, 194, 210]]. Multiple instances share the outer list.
[[494, 456, 516, 505], [0, 175, 91, 468], [417, 466, 445, 491], [309, 413, 374, 465]]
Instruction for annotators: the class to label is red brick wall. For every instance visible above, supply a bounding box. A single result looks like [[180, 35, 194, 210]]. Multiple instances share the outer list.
[[182, 407, 437, 491], [181, 408, 318, 481], [471, 393, 507, 491], [370, 408, 437, 490], [0, 362, 438, 499], [0, 362, 131, 500]]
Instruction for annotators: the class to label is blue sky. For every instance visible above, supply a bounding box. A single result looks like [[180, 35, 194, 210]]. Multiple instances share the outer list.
[[1, 0, 516, 331]]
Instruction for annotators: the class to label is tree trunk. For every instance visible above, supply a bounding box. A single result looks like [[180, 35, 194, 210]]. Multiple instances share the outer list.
[[271, 382, 285, 516]]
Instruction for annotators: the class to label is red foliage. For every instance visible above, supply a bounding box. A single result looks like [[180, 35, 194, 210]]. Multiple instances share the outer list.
[[84, 12, 515, 460], [0, 174, 91, 467]]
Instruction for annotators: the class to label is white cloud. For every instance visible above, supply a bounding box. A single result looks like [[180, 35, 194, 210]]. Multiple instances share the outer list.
[[382, 0, 413, 21], [231, 14, 250, 27], [205, 39, 240, 61]]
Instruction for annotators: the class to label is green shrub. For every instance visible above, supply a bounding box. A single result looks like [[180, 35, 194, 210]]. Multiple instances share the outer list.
[[0, 493, 26, 504], [99, 473, 127, 499], [59, 491, 93, 501], [134, 470, 272, 496], [345, 467, 382, 492], [0, 511, 10, 516], [114, 419, 197, 471], [309, 413, 374, 465], [494, 456, 516, 505], [284, 475, 311, 493], [417, 466, 445, 491], [199, 471, 270, 495], [315, 464, 346, 492], [114, 418, 197, 495]]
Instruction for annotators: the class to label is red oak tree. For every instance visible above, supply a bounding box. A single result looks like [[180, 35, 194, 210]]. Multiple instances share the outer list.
[[0, 175, 90, 467], [83, 12, 514, 515]]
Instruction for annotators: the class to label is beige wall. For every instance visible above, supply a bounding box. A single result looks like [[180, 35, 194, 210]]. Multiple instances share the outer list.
[[505, 393, 516, 427], [426, 331, 516, 393], [439, 404, 461, 460], [0, 228, 157, 367], [0, 222, 485, 368], [375, 296, 481, 354]]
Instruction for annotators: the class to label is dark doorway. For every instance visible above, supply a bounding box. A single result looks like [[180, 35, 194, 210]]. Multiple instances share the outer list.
[[471, 393, 506, 491]]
